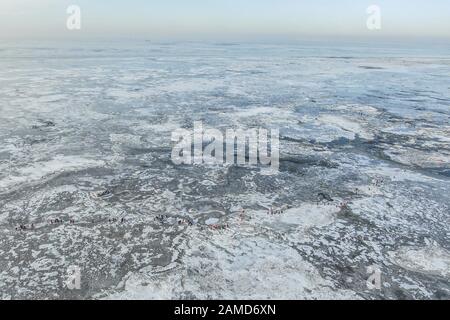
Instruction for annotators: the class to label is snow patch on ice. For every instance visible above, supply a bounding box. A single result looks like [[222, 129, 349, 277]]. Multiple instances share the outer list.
[[102, 235, 359, 300], [0, 156, 104, 191], [389, 244, 450, 277], [317, 115, 374, 140]]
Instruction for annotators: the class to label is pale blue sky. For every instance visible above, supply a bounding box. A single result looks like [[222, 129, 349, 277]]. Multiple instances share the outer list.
[[1, 0, 449, 40]]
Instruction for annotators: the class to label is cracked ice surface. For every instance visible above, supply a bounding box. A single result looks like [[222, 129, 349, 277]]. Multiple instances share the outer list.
[[0, 41, 449, 299]]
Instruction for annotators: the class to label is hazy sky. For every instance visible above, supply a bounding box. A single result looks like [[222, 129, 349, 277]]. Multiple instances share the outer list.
[[1, 0, 449, 41]]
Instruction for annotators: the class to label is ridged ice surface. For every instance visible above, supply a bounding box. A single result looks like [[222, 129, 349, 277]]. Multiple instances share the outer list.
[[0, 41, 449, 299]]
